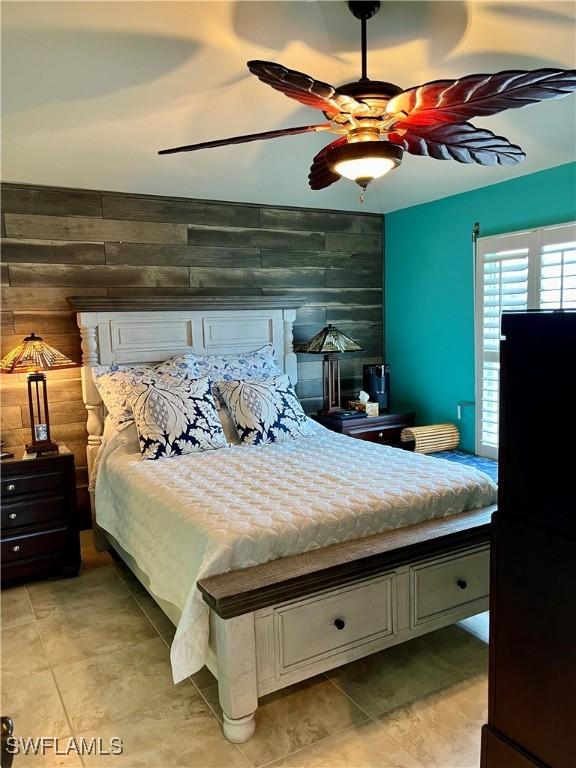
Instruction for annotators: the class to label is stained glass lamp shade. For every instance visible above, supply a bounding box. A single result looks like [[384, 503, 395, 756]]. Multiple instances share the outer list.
[[296, 324, 364, 413], [0, 333, 78, 453]]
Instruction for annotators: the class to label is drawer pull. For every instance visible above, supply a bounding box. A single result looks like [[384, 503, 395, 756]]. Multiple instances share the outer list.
[[12, 545, 20, 553], [456, 579, 468, 590], [334, 618, 346, 631], [8, 513, 17, 520], [378, 432, 384, 438], [7, 484, 16, 492]]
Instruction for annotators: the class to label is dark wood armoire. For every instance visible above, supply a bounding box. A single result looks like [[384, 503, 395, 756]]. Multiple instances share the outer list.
[[481, 310, 576, 768]]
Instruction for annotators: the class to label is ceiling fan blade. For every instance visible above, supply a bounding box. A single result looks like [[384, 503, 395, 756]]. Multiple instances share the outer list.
[[308, 137, 348, 190], [387, 68, 576, 128], [247, 60, 364, 116], [387, 122, 526, 166], [158, 124, 333, 155]]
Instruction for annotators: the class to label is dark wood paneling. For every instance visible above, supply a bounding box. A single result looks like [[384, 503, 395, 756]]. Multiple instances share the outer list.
[[260, 207, 381, 234], [295, 306, 326, 325], [1, 238, 105, 264], [188, 268, 324, 289], [261, 249, 380, 268], [326, 268, 381, 287], [263, 288, 382, 306], [13, 311, 77, 335], [1, 185, 103, 217], [327, 306, 382, 323], [102, 194, 260, 228], [1, 286, 107, 311], [5, 214, 187, 244], [325, 232, 382, 252], [106, 286, 263, 298], [105, 242, 260, 268], [188, 224, 324, 251], [8, 264, 189, 287]]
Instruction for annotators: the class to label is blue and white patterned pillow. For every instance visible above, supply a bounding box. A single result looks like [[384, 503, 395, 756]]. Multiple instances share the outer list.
[[92, 357, 200, 431], [175, 345, 281, 384], [217, 374, 314, 445], [126, 375, 227, 460]]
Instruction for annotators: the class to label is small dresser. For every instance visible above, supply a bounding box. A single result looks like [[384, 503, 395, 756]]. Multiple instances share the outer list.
[[1, 446, 80, 586], [312, 411, 415, 448]]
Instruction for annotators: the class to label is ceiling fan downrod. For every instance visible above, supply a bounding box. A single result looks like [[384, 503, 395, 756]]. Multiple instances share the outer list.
[[347, 1, 381, 80]]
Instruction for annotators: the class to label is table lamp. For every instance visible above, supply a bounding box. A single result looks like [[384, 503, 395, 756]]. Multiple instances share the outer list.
[[296, 324, 363, 414], [0, 333, 78, 454]]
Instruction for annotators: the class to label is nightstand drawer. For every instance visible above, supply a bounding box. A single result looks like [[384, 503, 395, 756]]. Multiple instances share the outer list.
[[1, 496, 67, 531], [1, 528, 68, 563], [1, 471, 63, 498], [347, 424, 405, 446]]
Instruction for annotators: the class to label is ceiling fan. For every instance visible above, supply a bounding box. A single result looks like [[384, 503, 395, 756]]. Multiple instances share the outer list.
[[159, 0, 576, 194]]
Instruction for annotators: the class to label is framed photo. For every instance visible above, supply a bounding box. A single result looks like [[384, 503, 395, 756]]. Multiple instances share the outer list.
[[34, 423, 48, 442]]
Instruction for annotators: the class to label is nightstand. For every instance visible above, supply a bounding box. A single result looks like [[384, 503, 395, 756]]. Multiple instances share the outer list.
[[1, 445, 81, 586], [312, 412, 415, 448]]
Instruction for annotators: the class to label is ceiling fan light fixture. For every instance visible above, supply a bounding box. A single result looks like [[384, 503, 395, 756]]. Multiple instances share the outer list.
[[327, 140, 403, 186]]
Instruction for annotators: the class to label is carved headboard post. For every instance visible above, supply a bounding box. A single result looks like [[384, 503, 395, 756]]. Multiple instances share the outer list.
[[283, 308, 298, 384], [76, 311, 107, 549]]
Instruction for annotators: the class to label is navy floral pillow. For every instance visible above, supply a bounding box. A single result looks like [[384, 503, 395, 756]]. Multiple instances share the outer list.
[[126, 375, 227, 460], [216, 375, 314, 445], [175, 345, 281, 383]]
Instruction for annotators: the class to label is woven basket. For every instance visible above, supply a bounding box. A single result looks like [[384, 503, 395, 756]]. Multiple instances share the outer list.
[[400, 423, 460, 454]]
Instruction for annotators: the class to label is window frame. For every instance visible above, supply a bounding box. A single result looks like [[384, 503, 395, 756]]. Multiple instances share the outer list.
[[474, 221, 576, 459]]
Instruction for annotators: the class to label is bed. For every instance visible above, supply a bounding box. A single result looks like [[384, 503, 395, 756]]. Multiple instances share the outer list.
[[70, 295, 497, 743]]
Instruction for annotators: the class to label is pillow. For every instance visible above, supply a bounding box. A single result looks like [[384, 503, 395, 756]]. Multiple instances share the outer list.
[[175, 345, 281, 383], [92, 357, 200, 431], [126, 375, 227, 460], [217, 374, 314, 445]]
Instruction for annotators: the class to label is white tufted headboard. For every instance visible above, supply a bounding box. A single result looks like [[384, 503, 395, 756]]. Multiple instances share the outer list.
[[67, 295, 303, 481]]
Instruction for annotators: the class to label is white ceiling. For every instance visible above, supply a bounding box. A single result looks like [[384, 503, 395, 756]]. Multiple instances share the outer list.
[[2, 0, 575, 214]]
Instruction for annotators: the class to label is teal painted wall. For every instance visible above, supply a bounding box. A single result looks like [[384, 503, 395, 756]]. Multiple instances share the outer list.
[[385, 162, 576, 452]]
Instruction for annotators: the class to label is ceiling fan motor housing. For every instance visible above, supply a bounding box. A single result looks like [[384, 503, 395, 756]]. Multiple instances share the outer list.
[[347, 1, 381, 21]]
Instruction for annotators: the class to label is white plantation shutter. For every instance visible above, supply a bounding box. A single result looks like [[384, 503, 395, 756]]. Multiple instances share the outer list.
[[475, 223, 575, 458]]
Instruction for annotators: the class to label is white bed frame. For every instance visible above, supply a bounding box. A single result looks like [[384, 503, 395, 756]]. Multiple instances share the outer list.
[[70, 296, 493, 744]]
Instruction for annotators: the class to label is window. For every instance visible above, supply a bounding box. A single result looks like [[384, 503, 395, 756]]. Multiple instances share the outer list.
[[475, 222, 576, 458]]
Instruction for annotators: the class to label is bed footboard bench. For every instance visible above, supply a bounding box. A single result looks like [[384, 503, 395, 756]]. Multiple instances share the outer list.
[[198, 506, 494, 742]]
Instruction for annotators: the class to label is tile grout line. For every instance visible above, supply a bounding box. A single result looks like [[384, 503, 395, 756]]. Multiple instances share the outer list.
[[258, 723, 363, 768], [321, 671, 381, 724], [27, 586, 88, 768]]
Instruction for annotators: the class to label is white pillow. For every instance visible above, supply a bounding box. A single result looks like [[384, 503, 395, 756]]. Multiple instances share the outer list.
[[175, 345, 281, 384], [217, 374, 314, 445], [92, 357, 200, 431], [127, 375, 227, 460]]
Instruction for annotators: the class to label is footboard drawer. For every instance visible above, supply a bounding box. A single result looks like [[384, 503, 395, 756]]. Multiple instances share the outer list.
[[276, 574, 395, 673], [411, 546, 490, 626]]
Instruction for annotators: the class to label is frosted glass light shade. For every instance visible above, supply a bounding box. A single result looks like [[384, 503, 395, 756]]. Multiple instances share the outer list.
[[327, 140, 403, 186], [333, 156, 396, 181]]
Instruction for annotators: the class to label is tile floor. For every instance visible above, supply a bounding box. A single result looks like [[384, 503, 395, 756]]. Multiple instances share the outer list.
[[1, 533, 489, 768]]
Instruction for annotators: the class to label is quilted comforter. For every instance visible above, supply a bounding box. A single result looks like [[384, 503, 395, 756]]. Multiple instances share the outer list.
[[94, 420, 497, 682]]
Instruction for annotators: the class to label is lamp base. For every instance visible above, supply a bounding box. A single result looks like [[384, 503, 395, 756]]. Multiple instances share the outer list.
[[26, 439, 59, 455]]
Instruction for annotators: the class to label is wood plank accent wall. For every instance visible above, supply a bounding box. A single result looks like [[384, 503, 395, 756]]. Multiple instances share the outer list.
[[0, 183, 384, 526]]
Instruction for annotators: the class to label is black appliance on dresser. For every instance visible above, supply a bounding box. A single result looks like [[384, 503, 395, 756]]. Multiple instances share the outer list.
[[481, 311, 576, 768], [362, 363, 391, 413]]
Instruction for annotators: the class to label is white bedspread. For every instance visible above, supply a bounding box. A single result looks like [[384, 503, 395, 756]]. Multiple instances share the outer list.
[[94, 421, 497, 682]]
